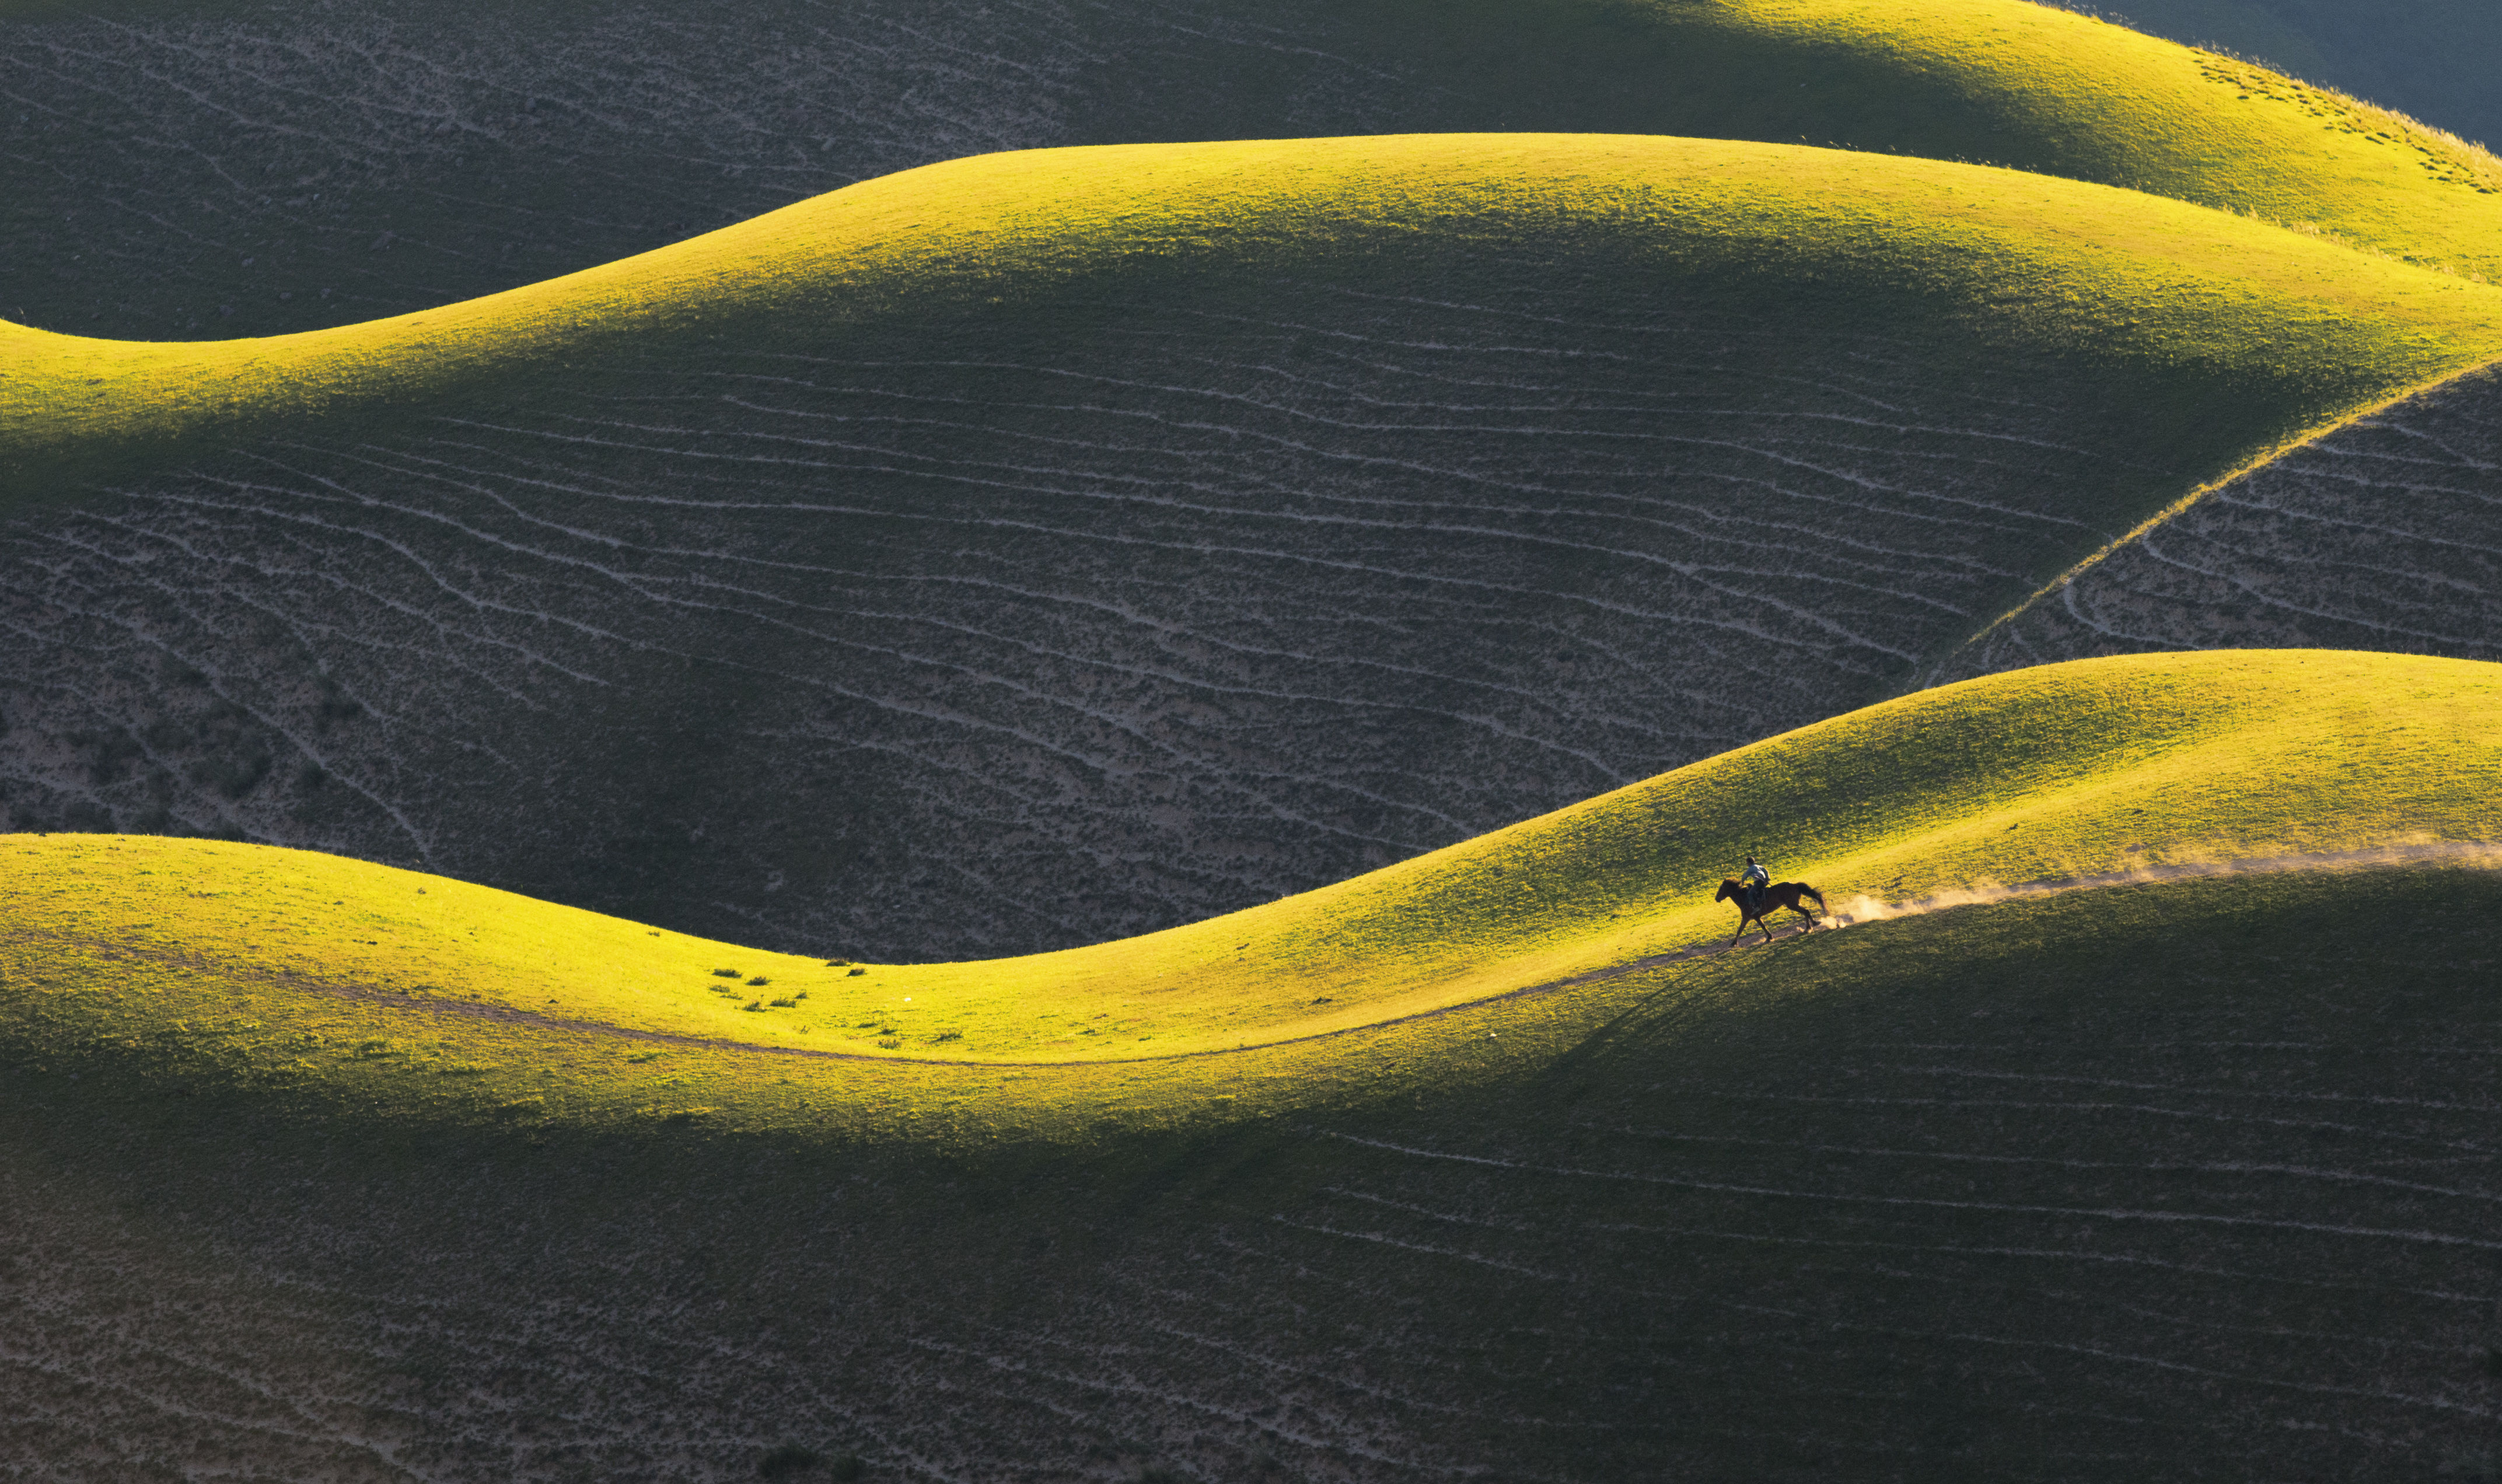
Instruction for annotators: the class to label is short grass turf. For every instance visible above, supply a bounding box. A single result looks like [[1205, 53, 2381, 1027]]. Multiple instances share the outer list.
[[13, 0, 2502, 342], [7, 859, 2497, 1477], [9, 133, 2502, 509], [1348, 0, 2502, 279], [4, 649, 2495, 1147], [1632, 0, 2502, 275]]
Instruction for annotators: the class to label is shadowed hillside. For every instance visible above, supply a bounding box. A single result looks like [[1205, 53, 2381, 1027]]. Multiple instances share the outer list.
[[13, 0, 2502, 953], [7, 138, 2496, 957], [8, 0, 2502, 346], [9, 853, 2501, 1475], [6, 651, 2501, 1478], [1935, 364, 2502, 681], [10, 2, 2502, 1476], [10, 650, 2491, 1111]]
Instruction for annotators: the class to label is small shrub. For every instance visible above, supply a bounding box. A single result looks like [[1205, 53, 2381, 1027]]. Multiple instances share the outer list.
[[846, 967, 866, 977], [195, 751, 273, 800], [748, 976, 770, 986], [758, 1443, 821, 1479], [931, 1030, 962, 1042], [743, 1000, 766, 1012], [769, 998, 796, 1008], [876, 1038, 901, 1049], [713, 968, 740, 978], [824, 959, 852, 968]]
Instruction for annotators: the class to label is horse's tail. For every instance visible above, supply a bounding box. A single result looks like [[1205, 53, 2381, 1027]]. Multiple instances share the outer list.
[[1799, 884, 1826, 909]]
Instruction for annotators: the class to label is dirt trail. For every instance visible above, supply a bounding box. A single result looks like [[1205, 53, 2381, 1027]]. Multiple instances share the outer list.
[[1815, 840, 2502, 929], [20, 842, 2498, 1073]]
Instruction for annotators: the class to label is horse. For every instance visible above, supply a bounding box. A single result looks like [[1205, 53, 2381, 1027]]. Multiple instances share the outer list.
[[1715, 879, 1826, 945]]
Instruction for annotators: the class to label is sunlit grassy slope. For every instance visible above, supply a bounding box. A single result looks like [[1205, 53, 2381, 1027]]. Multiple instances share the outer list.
[[5, 649, 2494, 1146], [8, 132, 2502, 502], [1353, 0, 2502, 277], [13, 0, 2502, 347], [2085, 0, 2502, 156], [1570, 0, 2502, 276]]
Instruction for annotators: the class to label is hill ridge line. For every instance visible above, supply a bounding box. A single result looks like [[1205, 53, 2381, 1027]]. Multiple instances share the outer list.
[[29, 841, 2495, 1071], [1921, 354, 2502, 684]]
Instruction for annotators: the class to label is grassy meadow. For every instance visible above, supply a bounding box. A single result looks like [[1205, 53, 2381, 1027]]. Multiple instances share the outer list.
[[6, 650, 2495, 1150], [9, 0, 2502, 347], [11, 132, 2502, 508], [8, 710, 2499, 1476], [8, 2, 2502, 1472]]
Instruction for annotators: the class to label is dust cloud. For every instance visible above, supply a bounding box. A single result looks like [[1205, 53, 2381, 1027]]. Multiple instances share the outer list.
[[1818, 839, 2502, 929]]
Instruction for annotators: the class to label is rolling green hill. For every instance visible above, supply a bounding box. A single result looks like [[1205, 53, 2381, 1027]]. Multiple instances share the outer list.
[[5, 0, 2501, 349], [9, 1, 2502, 1478], [7, 649, 2494, 1142], [5, 652, 2499, 1478], [13, 131, 2501, 499], [6, 135, 2497, 961], [12, 0, 2502, 956]]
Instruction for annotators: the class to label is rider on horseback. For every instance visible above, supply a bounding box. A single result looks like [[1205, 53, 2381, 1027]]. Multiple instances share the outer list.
[[1720, 859, 1822, 946], [1739, 856, 1769, 913]]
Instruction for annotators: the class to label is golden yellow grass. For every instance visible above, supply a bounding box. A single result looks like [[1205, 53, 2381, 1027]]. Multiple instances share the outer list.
[[5, 650, 2496, 1146], [8, 134, 2502, 493], [1708, 0, 2502, 274]]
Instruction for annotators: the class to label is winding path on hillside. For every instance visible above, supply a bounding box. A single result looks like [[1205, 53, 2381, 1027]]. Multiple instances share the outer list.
[[19, 843, 2489, 1073], [8, 866, 2498, 1482]]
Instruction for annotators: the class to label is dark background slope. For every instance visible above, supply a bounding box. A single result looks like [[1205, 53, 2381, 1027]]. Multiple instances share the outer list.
[[2092, 0, 2502, 148], [10, 0, 2501, 960], [1935, 366, 2502, 683], [11, 0, 2496, 348], [0, 258, 2207, 958], [7, 869, 2498, 1481]]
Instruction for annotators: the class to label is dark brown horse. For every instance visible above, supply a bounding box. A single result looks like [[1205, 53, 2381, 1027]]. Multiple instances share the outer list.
[[1715, 879, 1826, 944]]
